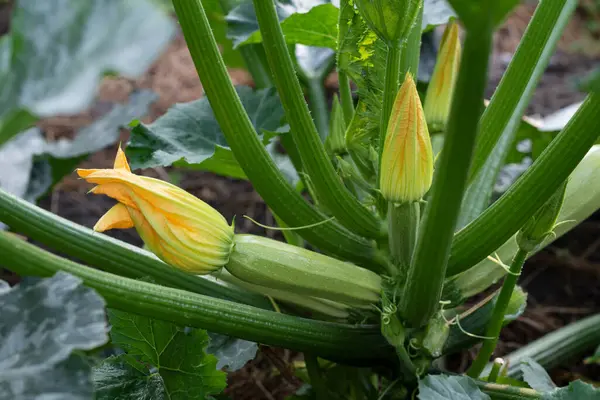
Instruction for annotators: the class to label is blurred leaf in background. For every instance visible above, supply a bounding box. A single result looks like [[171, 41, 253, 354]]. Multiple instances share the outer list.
[[0, 0, 174, 146], [0, 91, 158, 204], [0, 272, 109, 400]]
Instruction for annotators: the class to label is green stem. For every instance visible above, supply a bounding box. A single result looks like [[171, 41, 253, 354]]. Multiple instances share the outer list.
[[476, 382, 541, 399], [489, 312, 600, 379], [377, 0, 422, 168], [396, 344, 417, 378], [387, 202, 420, 275], [400, 25, 493, 327], [378, 43, 402, 170], [458, 0, 578, 228], [398, 2, 423, 79], [305, 354, 328, 400], [447, 93, 600, 276], [468, 0, 579, 181], [488, 359, 504, 383], [0, 188, 270, 308], [338, 70, 354, 125], [0, 231, 390, 361], [217, 0, 272, 89], [307, 78, 330, 141], [171, 0, 383, 268], [468, 249, 528, 378], [337, 0, 354, 126], [239, 45, 272, 89], [252, 0, 384, 239]]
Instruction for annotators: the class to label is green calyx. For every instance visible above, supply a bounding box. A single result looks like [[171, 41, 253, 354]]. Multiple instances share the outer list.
[[516, 180, 568, 252]]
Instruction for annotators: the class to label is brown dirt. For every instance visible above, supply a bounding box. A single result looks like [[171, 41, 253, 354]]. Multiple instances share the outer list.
[[2, 3, 600, 399]]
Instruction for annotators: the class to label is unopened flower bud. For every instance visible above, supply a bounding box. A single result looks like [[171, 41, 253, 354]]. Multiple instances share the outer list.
[[380, 73, 433, 203], [77, 147, 234, 273], [424, 22, 461, 133], [517, 180, 567, 253], [354, 0, 422, 45]]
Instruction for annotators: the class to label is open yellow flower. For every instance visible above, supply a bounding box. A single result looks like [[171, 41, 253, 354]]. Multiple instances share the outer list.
[[380, 73, 434, 203], [77, 147, 234, 274]]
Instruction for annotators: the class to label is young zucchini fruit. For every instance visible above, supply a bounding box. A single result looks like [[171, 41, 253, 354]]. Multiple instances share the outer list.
[[213, 269, 353, 320], [225, 235, 382, 307]]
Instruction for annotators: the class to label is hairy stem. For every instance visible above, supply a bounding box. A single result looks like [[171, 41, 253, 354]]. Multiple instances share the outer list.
[[0, 230, 390, 361], [252, 0, 384, 239], [171, 0, 384, 268], [400, 25, 493, 327], [468, 249, 528, 377]]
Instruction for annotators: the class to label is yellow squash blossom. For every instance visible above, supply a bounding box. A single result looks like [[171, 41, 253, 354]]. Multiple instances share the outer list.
[[380, 73, 434, 203], [424, 21, 461, 133], [77, 147, 234, 274]]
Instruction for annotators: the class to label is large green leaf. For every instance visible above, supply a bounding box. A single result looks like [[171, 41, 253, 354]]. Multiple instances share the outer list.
[[418, 375, 490, 400], [0, 272, 109, 399], [207, 333, 258, 371], [230, 0, 455, 49], [108, 310, 226, 399], [226, 1, 336, 48], [127, 86, 298, 184], [243, 4, 339, 49], [93, 355, 170, 400], [0, 0, 174, 146], [0, 91, 156, 203]]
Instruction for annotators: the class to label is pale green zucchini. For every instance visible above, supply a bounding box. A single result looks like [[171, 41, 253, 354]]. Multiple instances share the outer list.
[[225, 235, 382, 306], [212, 270, 352, 320]]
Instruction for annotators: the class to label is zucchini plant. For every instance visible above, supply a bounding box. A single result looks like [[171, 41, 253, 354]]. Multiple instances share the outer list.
[[1, 0, 600, 398]]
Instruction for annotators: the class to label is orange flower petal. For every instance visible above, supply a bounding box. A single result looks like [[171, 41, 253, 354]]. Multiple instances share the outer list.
[[94, 203, 134, 232]]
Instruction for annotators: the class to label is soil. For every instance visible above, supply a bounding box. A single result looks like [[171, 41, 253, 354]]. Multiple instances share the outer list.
[[2, 2, 600, 398]]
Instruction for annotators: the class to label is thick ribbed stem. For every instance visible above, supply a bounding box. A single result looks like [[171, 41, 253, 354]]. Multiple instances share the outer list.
[[0, 230, 390, 360], [171, 0, 384, 268], [252, 0, 384, 239]]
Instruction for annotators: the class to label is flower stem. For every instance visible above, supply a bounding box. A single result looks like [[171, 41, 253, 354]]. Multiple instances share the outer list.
[[252, 0, 384, 239], [400, 24, 494, 327], [467, 249, 528, 378], [239, 45, 272, 89], [170, 0, 383, 268], [388, 202, 420, 276], [217, 0, 271, 89]]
